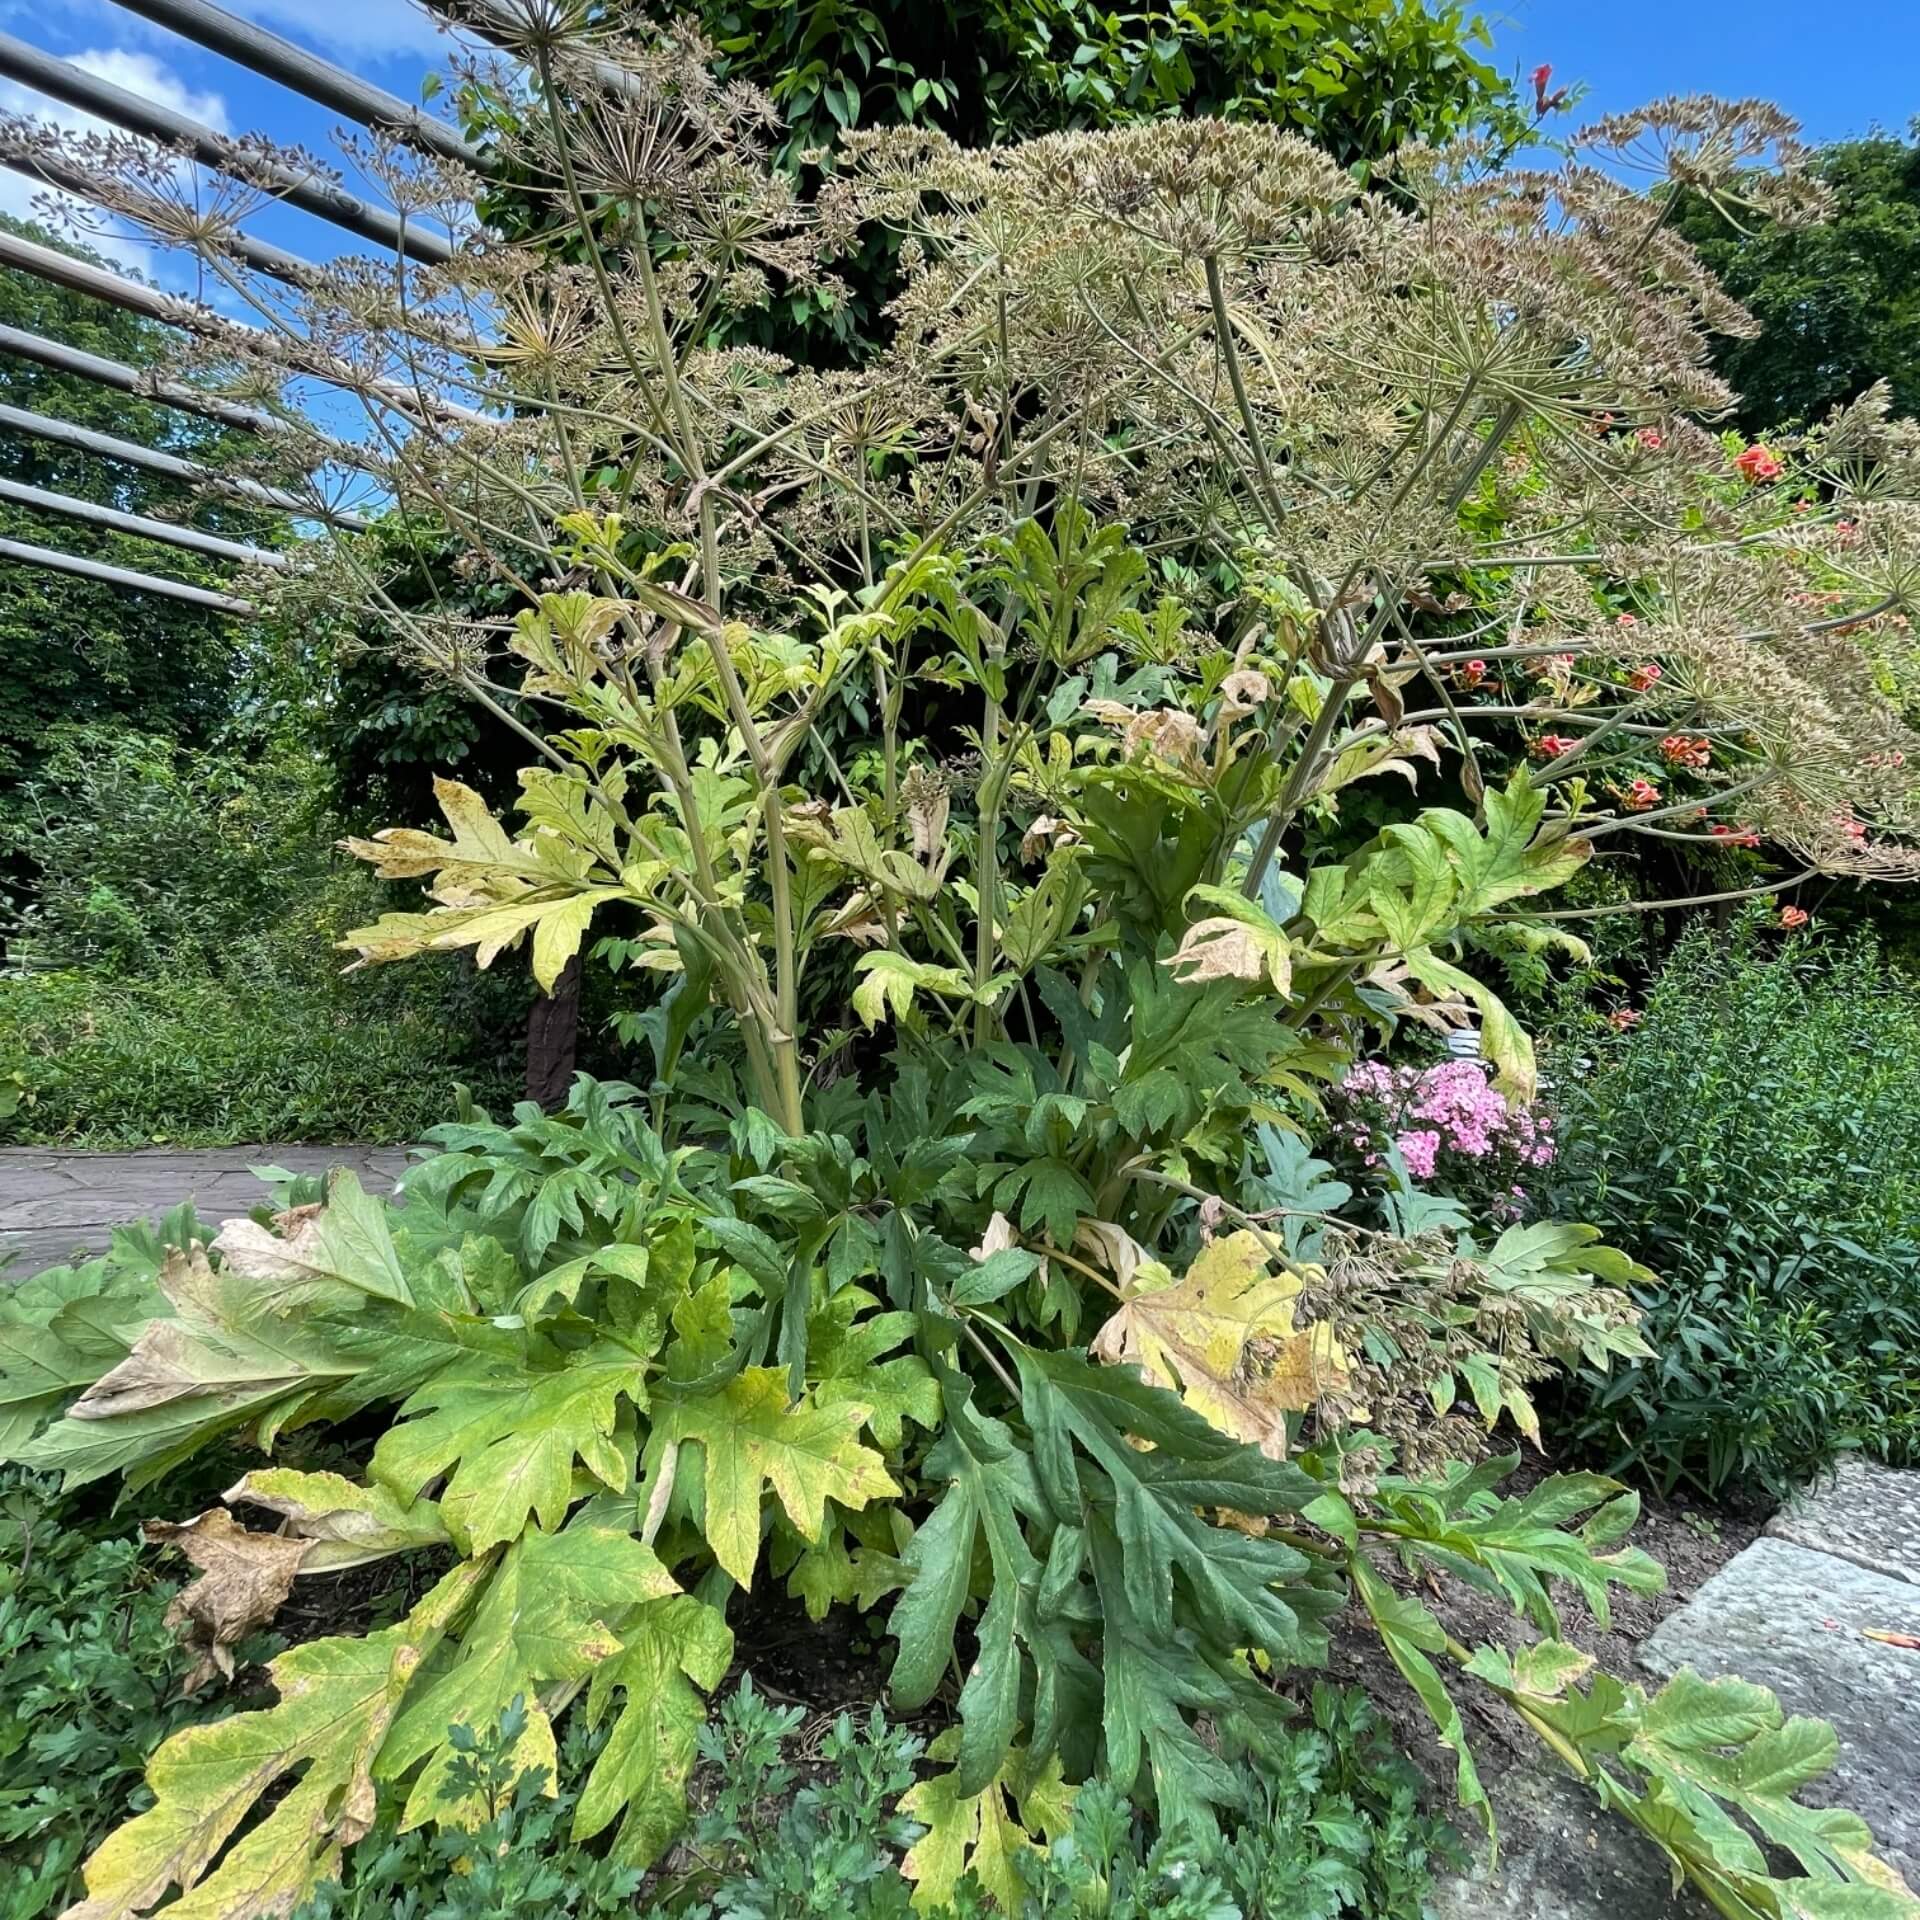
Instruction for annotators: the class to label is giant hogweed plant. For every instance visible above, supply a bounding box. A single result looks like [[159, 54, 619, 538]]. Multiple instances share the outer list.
[[6, 10, 1920, 1919]]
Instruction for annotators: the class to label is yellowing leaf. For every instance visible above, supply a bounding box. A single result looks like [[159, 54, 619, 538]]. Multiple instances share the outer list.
[[900, 1742, 1076, 1915], [1088, 1230, 1348, 1457], [1164, 886, 1291, 995], [573, 1593, 734, 1867], [62, 1556, 488, 1920], [371, 1351, 645, 1555], [647, 1368, 899, 1586], [380, 1526, 678, 1832]]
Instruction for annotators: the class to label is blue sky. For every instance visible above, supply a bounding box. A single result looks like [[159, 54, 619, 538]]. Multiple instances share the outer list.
[[0, 0, 1913, 280], [1495, 0, 1917, 148]]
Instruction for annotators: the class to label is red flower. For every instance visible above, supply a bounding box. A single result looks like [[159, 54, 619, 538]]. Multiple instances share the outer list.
[[1531, 733, 1578, 759], [1778, 905, 1809, 929], [1734, 444, 1783, 484], [1614, 611, 1638, 628], [1459, 658, 1489, 688], [1531, 64, 1568, 114], [1637, 427, 1663, 450], [1623, 778, 1661, 811], [1708, 823, 1763, 849], [1659, 733, 1711, 770], [1608, 1007, 1642, 1032], [1625, 661, 1662, 691]]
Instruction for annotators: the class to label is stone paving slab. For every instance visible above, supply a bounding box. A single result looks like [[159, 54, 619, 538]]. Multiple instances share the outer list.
[[1638, 1535, 1920, 1889], [0, 1144, 410, 1276], [1430, 1769, 1710, 1920], [1767, 1458, 1920, 1588], [1438, 1467, 1920, 1918]]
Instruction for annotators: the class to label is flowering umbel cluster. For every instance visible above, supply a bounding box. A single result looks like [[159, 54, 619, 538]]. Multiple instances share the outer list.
[[9, 16, 1919, 1115]]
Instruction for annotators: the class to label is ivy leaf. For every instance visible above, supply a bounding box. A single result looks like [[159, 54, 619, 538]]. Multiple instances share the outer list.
[[648, 1367, 898, 1585], [574, 1593, 734, 1868], [62, 1557, 489, 1920], [1088, 1229, 1350, 1456], [371, 1350, 646, 1554], [381, 1525, 678, 1830]]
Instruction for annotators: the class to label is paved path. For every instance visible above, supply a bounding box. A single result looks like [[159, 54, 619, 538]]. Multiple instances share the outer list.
[[0, 1144, 409, 1275], [1438, 1460, 1920, 1918]]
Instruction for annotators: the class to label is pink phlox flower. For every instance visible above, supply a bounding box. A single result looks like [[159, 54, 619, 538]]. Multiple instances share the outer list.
[[1394, 1129, 1442, 1180]]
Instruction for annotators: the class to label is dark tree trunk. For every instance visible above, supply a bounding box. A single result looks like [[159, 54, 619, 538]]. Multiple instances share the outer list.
[[524, 954, 582, 1109]]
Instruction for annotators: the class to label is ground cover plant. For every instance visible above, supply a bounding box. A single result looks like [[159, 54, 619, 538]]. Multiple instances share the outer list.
[[1548, 908, 1920, 1495], [6, 11, 1920, 1920]]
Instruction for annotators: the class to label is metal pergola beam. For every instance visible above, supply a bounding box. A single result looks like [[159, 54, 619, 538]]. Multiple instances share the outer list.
[[0, 136, 324, 287], [0, 531, 253, 611], [0, 29, 454, 264], [0, 472, 291, 566], [0, 399, 370, 528], [0, 228, 488, 428], [109, 0, 487, 175], [0, 319, 289, 435]]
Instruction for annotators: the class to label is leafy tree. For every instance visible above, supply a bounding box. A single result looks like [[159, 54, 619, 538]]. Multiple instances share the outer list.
[[1673, 131, 1920, 431]]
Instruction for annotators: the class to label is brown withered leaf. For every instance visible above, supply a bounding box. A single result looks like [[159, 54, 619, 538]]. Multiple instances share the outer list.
[[144, 1508, 314, 1692], [1073, 1218, 1150, 1293], [210, 1204, 327, 1285]]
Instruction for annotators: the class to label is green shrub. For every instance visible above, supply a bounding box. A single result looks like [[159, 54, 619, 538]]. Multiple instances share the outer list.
[[0, 727, 525, 1145], [0, 956, 516, 1147], [290, 1677, 1454, 1920], [1548, 909, 1920, 1494]]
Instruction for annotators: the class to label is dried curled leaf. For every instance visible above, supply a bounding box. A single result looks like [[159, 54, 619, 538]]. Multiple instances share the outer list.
[[144, 1508, 314, 1693]]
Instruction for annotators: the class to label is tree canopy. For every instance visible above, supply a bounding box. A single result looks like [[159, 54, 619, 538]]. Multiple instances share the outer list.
[[1675, 131, 1920, 432]]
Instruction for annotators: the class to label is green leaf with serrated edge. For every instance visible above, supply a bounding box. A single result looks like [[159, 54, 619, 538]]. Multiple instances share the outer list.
[[0, 1316, 115, 1453], [61, 1555, 488, 1920], [1350, 1557, 1491, 1844], [887, 1375, 1047, 1766], [698, 1215, 788, 1295], [817, 1356, 941, 1452], [381, 1525, 677, 1831], [371, 1350, 645, 1555], [1015, 1346, 1327, 1654], [1417, 772, 1590, 915], [311, 1171, 413, 1306], [22, 1247, 362, 1493], [225, 1468, 451, 1572], [574, 1593, 733, 1867], [646, 1367, 897, 1586], [1626, 1672, 1911, 1890], [1509, 1666, 1920, 1917], [1370, 1467, 1664, 1637]]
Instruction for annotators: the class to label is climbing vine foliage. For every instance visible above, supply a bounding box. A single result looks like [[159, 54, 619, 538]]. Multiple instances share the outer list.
[[3, 7, 1919, 1918]]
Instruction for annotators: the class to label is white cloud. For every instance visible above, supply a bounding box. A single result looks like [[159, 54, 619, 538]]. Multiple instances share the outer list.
[[223, 0, 449, 62], [68, 48, 229, 132], [0, 45, 230, 274]]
